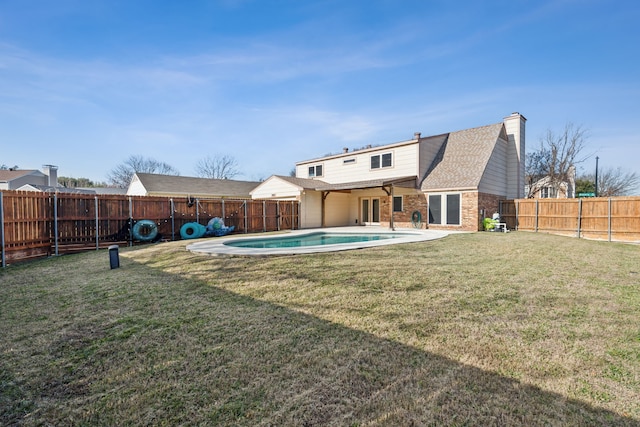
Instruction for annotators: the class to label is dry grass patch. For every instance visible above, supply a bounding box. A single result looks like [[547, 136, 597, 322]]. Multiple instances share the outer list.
[[1, 231, 639, 426]]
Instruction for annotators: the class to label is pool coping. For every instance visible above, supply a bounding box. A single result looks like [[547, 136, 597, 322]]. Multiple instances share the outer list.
[[186, 226, 452, 256]]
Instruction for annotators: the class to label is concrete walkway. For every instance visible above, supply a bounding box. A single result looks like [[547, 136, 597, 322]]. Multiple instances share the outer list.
[[186, 226, 451, 256]]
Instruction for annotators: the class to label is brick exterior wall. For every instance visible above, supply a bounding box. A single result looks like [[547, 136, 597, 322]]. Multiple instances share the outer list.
[[380, 193, 428, 229], [379, 191, 504, 231]]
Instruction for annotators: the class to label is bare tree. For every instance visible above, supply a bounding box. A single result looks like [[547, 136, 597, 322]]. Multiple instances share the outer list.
[[581, 168, 640, 197], [107, 155, 180, 188], [194, 155, 240, 179], [526, 123, 589, 197]]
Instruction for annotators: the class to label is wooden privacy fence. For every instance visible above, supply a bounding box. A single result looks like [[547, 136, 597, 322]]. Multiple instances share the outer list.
[[500, 197, 640, 242], [0, 191, 299, 266]]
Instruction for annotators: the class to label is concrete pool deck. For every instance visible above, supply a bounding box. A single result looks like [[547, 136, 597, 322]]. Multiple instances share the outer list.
[[186, 226, 453, 256]]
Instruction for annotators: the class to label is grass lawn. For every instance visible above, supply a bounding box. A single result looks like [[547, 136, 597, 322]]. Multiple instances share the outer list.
[[1, 231, 639, 426]]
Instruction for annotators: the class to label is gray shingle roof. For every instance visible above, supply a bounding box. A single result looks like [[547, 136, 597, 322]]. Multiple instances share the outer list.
[[0, 169, 39, 182], [421, 123, 505, 191], [273, 175, 417, 191], [135, 173, 261, 198], [272, 175, 324, 190]]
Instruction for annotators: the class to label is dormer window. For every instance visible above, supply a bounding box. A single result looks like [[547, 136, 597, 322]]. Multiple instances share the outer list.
[[308, 164, 323, 178], [371, 153, 392, 169]]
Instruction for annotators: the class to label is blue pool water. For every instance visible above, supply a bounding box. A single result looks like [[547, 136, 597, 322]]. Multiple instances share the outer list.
[[224, 232, 402, 249]]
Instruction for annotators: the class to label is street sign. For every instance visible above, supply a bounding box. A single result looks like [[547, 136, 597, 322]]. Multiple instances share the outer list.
[[578, 192, 595, 197]]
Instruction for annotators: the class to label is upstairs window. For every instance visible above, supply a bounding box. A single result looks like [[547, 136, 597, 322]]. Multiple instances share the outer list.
[[371, 152, 392, 169], [308, 164, 323, 178]]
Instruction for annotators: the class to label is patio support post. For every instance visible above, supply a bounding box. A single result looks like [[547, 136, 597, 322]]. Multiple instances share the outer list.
[[390, 185, 395, 230], [321, 191, 330, 228], [1, 192, 5, 268], [95, 196, 99, 250]]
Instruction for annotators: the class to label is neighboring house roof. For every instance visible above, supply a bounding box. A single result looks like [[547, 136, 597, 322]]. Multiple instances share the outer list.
[[0, 169, 41, 182], [421, 123, 506, 191], [79, 187, 128, 195], [131, 173, 261, 198], [17, 184, 97, 194]]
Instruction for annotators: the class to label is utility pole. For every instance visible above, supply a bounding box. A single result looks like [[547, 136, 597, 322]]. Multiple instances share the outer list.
[[595, 156, 599, 197]]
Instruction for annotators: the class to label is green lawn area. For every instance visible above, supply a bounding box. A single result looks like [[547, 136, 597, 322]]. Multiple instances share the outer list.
[[1, 231, 639, 426]]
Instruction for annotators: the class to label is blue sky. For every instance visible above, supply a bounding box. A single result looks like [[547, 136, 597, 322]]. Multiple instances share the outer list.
[[1, 0, 639, 184]]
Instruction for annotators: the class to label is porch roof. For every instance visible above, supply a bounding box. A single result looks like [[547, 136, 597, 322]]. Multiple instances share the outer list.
[[313, 176, 418, 192]]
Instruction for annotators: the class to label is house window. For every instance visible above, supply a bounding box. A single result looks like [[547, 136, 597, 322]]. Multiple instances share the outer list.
[[371, 152, 392, 169], [308, 164, 323, 178], [393, 196, 403, 212], [428, 195, 441, 224], [540, 186, 557, 198], [428, 193, 461, 225]]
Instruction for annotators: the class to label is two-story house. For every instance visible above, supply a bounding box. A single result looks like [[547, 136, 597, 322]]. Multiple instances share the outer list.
[[251, 113, 526, 231]]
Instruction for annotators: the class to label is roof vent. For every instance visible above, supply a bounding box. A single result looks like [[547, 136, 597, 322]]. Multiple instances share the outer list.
[[343, 147, 349, 153], [414, 132, 421, 139]]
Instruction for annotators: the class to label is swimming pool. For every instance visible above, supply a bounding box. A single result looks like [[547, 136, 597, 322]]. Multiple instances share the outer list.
[[225, 232, 402, 249], [186, 227, 450, 256]]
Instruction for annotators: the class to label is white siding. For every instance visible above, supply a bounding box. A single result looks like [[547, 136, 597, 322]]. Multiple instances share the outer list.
[[503, 113, 526, 199], [296, 141, 420, 184], [478, 138, 509, 195], [324, 192, 352, 226], [250, 176, 301, 200], [126, 175, 147, 196], [300, 191, 322, 228]]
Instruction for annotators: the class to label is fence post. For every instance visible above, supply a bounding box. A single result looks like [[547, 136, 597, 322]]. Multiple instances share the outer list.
[[534, 199, 539, 233], [294, 201, 298, 230], [263, 200, 266, 232], [608, 198, 612, 242], [277, 201, 281, 231], [95, 196, 100, 250], [128, 197, 133, 247], [53, 193, 59, 256], [196, 198, 200, 223], [515, 199, 519, 231], [1, 192, 5, 268], [222, 199, 226, 222], [170, 198, 175, 241], [244, 200, 248, 233], [577, 198, 582, 238]]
